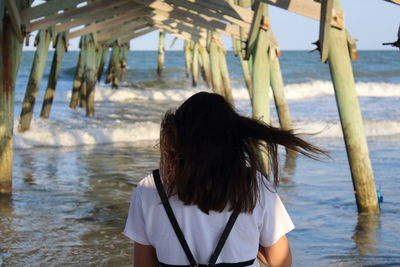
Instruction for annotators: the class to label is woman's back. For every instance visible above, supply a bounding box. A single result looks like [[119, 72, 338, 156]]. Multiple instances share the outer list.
[[124, 92, 325, 266], [123, 172, 294, 266]]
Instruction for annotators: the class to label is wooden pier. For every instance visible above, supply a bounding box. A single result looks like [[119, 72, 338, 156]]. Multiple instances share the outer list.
[[1, 0, 398, 214]]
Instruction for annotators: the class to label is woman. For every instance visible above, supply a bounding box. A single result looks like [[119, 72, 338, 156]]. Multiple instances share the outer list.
[[124, 92, 325, 267]]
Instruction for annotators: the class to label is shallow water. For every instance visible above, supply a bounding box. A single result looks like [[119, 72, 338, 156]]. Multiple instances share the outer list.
[[1, 50, 400, 266], [1, 136, 399, 266], [1, 142, 159, 267]]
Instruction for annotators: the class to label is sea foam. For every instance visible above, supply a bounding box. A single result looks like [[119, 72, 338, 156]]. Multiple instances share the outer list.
[[14, 118, 160, 149], [13, 118, 400, 148], [47, 80, 400, 104], [106, 81, 400, 102]]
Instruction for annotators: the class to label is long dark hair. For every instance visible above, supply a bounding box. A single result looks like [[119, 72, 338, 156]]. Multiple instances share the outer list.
[[160, 92, 326, 214]]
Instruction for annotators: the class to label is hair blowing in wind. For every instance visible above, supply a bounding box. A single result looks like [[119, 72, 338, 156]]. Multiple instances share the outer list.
[[160, 92, 327, 214]]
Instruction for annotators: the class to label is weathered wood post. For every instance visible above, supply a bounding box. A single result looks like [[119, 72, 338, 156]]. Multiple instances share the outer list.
[[198, 44, 212, 88], [191, 42, 199, 87], [238, 43, 253, 100], [18, 28, 52, 132], [120, 42, 129, 83], [157, 31, 165, 77], [326, 0, 379, 214], [97, 44, 109, 82], [184, 40, 192, 78], [70, 37, 86, 109], [209, 34, 224, 96], [95, 44, 103, 80], [251, 6, 270, 125], [197, 43, 206, 83], [269, 33, 294, 137], [0, 0, 28, 194], [79, 37, 88, 108], [83, 34, 98, 117], [232, 0, 253, 99], [40, 32, 67, 119], [217, 40, 234, 105], [249, 2, 271, 175], [106, 41, 120, 89]]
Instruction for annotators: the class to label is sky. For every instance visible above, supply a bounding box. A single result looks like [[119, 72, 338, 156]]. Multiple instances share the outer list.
[[24, 0, 400, 51]]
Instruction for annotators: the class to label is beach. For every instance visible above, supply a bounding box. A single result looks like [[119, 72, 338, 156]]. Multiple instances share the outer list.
[[1, 50, 399, 266]]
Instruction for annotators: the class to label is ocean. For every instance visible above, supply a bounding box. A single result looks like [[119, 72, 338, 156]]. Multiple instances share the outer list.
[[0, 50, 399, 266]]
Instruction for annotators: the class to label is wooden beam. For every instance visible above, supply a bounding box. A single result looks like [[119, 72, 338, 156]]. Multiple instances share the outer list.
[[152, 17, 206, 40], [152, 16, 206, 38], [384, 0, 400, 5], [151, 9, 208, 34], [26, 0, 132, 32], [155, 22, 206, 44], [20, 0, 86, 23], [5, 0, 23, 41], [120, 27, 157, 43], [155, 24, 191, 41], [55, 1, 140, 33], [137, 0, 253, 24], [97, 17, 150, 37], [97, 19, 151, 42], [319, 0, 333, 62], [151, 14, 214, 44], [150, 4, 240, 38], [245, 1, 267, 60], [164, 0, 250, 30], [68, 7, 149, 39], [260, 0, 344, 28], [189, 0, 253, 24]]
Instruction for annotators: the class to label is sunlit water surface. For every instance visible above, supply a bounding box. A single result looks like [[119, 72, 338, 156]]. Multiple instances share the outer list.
[[1, 51, 400, 266]]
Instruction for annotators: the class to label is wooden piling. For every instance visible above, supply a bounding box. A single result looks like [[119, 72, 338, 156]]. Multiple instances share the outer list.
[[79, 80, 87, 108], [233, 0, 253, 101], [197, 43, 206, 83], [327, 0, 379, 214], [95, 45, 103, 80], [191, 42, 199, 87], [40, 32, 67, 119], [0, 0, 27, 194], [269, 45, 295, 154], [83, 34, 98, 117], [209, 35, 224, 96], [198, 44, 212, 88], [79, 37, 88, 108], [217, 41, 234, 105], [157, 31, 165, 77], [269, 37, 293, 126], [251, 26, 270, 123], [251, 4, 271, 175], [106, 41, 120, 89], [184, 40, 192, 78], [120, 42, 129, 83], [18, 28, 52, 132], [69, 38, 86, 109], [238, 45, 253, 100], [97, 45, 109, 82]]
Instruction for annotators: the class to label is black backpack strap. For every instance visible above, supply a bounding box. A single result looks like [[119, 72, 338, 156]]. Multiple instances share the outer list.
[[208, 209, 240, 265], [153, 169, 243, 266], [153, 169, 198, 266]]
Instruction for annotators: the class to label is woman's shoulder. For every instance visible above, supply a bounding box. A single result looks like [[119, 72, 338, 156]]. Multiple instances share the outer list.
[[256, 171, 280, 207], [134, 172, 157, 197], [138, 172, 156, 187]]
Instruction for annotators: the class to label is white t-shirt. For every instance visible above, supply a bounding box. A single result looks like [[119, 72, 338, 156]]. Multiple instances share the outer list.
[[123, 172, 294, 266]]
